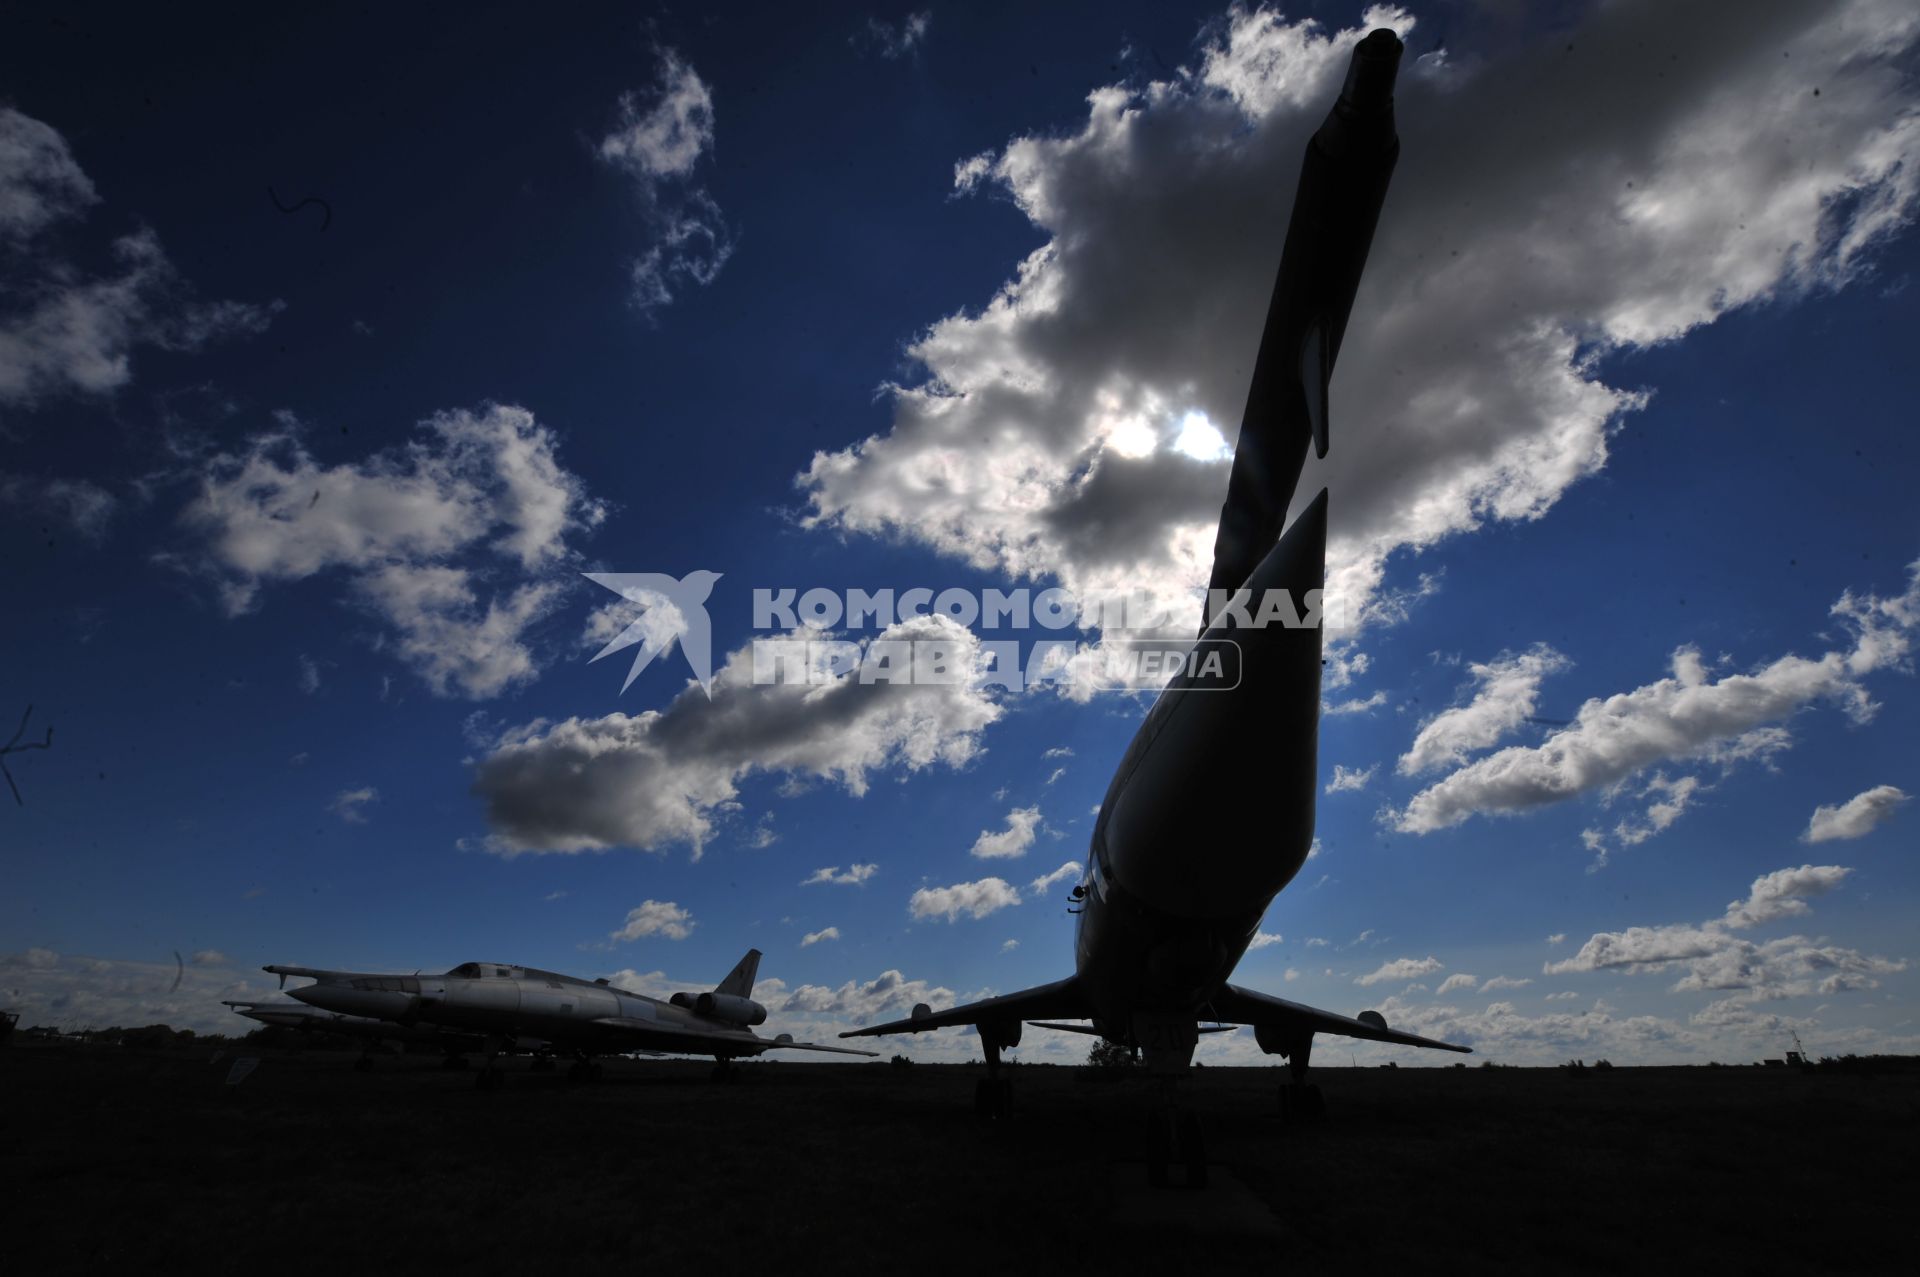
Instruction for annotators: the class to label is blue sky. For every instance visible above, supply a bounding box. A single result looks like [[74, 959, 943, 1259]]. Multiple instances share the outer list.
[[3, 1, 1916, 1064]]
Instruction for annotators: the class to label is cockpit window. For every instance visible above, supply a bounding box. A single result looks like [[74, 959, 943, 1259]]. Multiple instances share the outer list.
[[452, 962, 482, 978]]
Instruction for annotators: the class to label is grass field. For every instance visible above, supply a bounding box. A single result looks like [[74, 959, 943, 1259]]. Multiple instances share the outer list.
[[5, 1045, 1914, 1274]]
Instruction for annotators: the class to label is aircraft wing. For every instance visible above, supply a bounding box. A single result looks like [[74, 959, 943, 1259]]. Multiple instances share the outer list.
[[1210, 983, 1471, 1053], [838, 976, 1088, 1038], [590, 1017, 875, 1058]]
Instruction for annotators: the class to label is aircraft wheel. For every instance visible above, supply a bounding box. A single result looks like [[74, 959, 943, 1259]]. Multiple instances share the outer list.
[[1178, 1109, 1209, 1189], [974, 1077, 1011, 1120], [1146, 1108, 1173, 1188], [1278, 1081, 1326, 1123]]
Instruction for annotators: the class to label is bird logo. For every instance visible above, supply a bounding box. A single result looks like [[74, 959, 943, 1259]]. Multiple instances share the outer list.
[[583, 570, 723, 698]]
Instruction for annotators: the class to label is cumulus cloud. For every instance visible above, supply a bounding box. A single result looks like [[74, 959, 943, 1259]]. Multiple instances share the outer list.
[[796, 1, 1920, 669], [1248, 931, 1284, 950], [799, 926, 840, 947], [1399, 645, 1570, 776], [0, 472, 118, 540], [598, 51, 733, 311], [804, 863, 878, 886], [1395, 562, 1920, 834], [189, 950, 228, 967], [1028, 860, 1082, 894], [1, 115, 277, 422], [1324, 763, 1375, 794], [0, 947, 279, 1036], [1481, 975, 1533, 992], [472, 613, 1001, 857], [1545, 864, 1902, 1002], [328, 787, 378, 823], [176, 403, 605, 699], [1436, 973, 1477, 994], [778, 967, 955, 1023], [1804, 784, 1909, 842], [610, 900, 695, 942], [856, 11, 931, 60], [970, 805, 1042, 858], [1001, 939, 1020, 952], [909, 876, 1021, 922], [1356, 956, 1443, 986]]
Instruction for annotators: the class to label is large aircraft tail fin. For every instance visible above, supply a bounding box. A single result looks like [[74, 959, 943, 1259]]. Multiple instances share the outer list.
[[715, 949, 761, 998]]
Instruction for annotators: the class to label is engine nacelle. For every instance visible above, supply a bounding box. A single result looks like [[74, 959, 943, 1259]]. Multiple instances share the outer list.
[[980, 1019, 1023, 1051], [695, 992, 767, 1026]]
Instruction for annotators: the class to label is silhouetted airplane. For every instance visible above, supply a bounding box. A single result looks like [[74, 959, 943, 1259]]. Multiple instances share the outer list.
[[267, 948, 872, 1088], [841, 28, 1467, 1183]]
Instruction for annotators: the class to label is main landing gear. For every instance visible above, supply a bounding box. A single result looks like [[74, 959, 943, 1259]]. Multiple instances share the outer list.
[[1275, 1032, 1326, 1123], [474, 1036, 507, 1091], [973, 1030, 1016, 1119], [709, 1058, 739, 1084]]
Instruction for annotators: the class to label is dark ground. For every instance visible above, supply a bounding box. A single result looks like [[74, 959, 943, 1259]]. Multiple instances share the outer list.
[[4, 1044, 1915, 1274]]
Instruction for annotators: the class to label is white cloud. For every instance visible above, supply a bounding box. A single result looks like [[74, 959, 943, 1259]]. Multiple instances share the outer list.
[[297, 653, 322, 695], [0, 107, 97, 239], [177, 404, 604, 699], [328, 787, 378, 824], [1324, 690, 1388, 716], [1804, 784, 1909, 842], [472, 614, 1001, 857], [1481, 975, 1533, 992], [1248, 931, 1284, 950], [1042, 746, 1074, 759], [1045, 766, 1067, 785], [1001, 939, 1020, 952], [1547, 933, 1566, 946], [610, 900, 695, 942], [1356, 956, 1442, 987], [795, 2, 1920, 670], [800, 926, 840, 948], [0, 472, 118, 540], [1395, 563, 1920, 834], [1436, 973, 1477, 994], [598, 51, 733, 311], [1399, 645, 1570, 776], [1324, 763, 1375, 794], [857, 11, 932, 60], [970, 805, 1042, 858], [778, 968, 955, 1023], [1028, 860, 1082, 894], [804, 863, 879, 886], [189, 950, 228, 967], [1283, 968, 1300, 982], [909, 877, 1021, 922], [0, 109, 278, 418], [0, 948, 280, 1036], [1545, 864, 1902, 1001]]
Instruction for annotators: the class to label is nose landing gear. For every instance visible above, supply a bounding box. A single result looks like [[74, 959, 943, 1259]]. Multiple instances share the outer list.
[[1145, 1080, 1209, 1189]]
